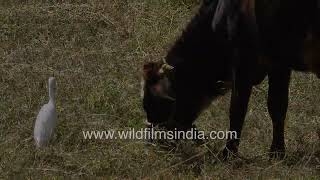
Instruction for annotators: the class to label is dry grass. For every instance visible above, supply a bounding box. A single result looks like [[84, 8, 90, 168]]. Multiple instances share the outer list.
[[0, 0, 319, 178]]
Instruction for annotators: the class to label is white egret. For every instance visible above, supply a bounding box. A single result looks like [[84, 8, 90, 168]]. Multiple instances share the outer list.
[[34, 77, 57, 148]]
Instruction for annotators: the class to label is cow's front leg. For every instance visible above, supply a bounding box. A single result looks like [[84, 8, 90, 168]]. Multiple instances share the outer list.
[[268, 68, 291, 159], [223, 69, 253, 159]]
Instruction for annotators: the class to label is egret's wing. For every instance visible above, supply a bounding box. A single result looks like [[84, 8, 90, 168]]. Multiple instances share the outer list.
[[34, 103, 57, 147]]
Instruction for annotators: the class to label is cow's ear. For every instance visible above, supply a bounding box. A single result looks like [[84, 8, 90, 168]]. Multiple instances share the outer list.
[[142, 62, 175, 101]]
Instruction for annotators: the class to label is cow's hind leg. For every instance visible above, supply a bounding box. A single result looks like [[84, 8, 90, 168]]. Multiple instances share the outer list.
[[267, 67, 291, 159]]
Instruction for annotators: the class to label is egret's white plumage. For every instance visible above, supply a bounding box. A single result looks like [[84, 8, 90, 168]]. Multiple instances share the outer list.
[[34, 77, 57, 148]]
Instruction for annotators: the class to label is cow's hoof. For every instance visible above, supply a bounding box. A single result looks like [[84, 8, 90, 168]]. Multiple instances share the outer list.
[[269, 146, 285, 160]]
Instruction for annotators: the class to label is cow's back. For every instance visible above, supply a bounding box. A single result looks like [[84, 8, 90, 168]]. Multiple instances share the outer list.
[[255, 0, 320, 72]]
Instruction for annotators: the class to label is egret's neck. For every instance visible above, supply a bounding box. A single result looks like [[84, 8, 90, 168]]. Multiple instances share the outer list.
[[49, 86, 56, 105]]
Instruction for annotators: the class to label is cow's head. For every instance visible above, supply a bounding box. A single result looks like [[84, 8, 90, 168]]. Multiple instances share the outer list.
[[141, 62, 176, 127], [141, 61, 232, 128]]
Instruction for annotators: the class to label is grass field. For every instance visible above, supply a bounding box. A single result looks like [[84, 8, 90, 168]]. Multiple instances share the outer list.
[[0, 0, 319, 178]]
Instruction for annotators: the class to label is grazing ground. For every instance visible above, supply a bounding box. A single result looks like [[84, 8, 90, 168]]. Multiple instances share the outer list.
[[0, 0, 319, 178]]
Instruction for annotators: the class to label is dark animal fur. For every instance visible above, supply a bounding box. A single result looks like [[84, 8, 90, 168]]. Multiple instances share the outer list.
[[142, 0, 320, 159]]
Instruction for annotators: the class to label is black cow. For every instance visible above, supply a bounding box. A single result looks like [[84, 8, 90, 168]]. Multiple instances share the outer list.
[[141, 0, 320, 159]]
